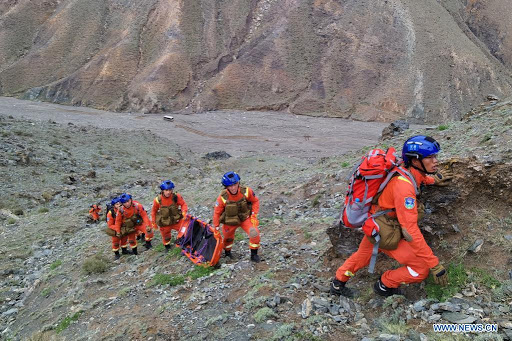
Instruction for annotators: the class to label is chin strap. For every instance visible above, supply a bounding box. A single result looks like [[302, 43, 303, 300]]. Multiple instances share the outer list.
[[410, 159, 436, 175]]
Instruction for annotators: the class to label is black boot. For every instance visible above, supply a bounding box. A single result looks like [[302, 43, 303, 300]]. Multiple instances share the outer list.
[[137, 233, 145, 241], [224, 250, 234, 259], [114, 251, 120, 260], [121, 247, 132, 255], [145, 240, 152, 250], [165, 244, 172, 253], [250, 249, 260, 263], [132, 247, 138, 255], [373, 278, 403, 297], [330, 278, 356, 298]]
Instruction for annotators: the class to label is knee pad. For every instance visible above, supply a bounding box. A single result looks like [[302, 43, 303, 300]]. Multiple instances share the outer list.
[[249, 227, 259, 238]]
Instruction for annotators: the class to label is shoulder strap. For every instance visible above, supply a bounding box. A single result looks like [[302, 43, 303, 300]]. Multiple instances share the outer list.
[[156, 195, 161, 204], [220, 190, 228, 203], [173, 194, 178, 203]]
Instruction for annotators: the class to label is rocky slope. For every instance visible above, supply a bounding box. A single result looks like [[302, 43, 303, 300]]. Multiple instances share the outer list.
[[1, 0, 512, 122], [1, 97, 512, 340]]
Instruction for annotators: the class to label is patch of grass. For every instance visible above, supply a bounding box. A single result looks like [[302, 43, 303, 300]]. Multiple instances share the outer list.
[[341, 161, 351, 168], [82, 254, 109, 275], [50, 260, 62, 270], [244, 296, 267, 310], [55, 311, 82, 334], [205, 313, 228, 327], [470, 267, 501, 289], [150, 273, 185, 287], [41, 287, 53, 298], [7, 218, 16, 224], [187, 265, 216, 280], [38, 207, 49, 213], [438, 124, 449, 131], [13, 208, 24, 216], [381, 321, 409, 334], [311, 194, 321, 208], [166, 246, 182, 259], [253, 307, 276, 323], [118, 287, 130, 297], [153, 243, 165, 252], [234, 230, 245, 242], [271, 323, 295, 340], [480, 133, 492, 144], [425, 263, 467, 302]]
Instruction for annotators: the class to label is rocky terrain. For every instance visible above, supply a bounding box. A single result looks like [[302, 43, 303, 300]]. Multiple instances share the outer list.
[[0, 96, 511, 340], [1, 0, 512, 122]]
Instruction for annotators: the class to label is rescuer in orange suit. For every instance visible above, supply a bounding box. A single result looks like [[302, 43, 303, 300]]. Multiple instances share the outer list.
[[213, 171, 261, 262], [106, 196, 129, 260], [331, 136, 453, 297], [89, 204, 101, 223], [151, 180, 188, 252], [113, 193, 153, 255]]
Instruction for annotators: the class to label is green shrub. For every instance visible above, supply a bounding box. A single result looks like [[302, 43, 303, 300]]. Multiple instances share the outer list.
[[55, 311, 82, 333], [150, 273, 185, 287], [438, 125, 449, 131], [425, 263, 467, 301], [41, 287, 53, 298], [312, 194, 321, 208], [50, 260, 62, 270], [153, 243, 165, 252], [13, 208, 24, 216], [253, 307, 276, 323], [187, 266, 216, 280], [82, 255, 109, 275], [38, 207, 49, 214], [341, 161, 351, 168], [7, 218, 16, 224], [471, 267, 501, 289]]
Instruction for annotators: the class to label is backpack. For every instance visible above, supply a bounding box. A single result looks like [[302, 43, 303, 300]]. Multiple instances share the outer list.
[[105, 204, 115, 222], [340, 147, 417, 228], [339, 147, 418, 273]]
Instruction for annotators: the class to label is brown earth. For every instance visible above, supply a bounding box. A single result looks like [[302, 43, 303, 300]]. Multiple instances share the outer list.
[[1, 0, 512, 123]]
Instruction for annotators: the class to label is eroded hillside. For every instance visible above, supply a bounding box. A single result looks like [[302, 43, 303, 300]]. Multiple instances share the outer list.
[[1, 0, 512, 122]]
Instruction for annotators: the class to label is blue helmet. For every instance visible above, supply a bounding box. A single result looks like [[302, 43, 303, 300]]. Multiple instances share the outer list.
[[160, 180, 175, 191], [402, 135, 441, 165], [221, 171, 241, 186], [110, 197, 120, 206], [119, 193, 132, 203]]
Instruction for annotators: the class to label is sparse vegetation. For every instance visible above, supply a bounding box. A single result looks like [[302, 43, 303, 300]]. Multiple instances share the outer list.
[[7, 218, 16, 224], [55, 311, 82, 334], [253, 307, 276, 323], [150, 273, 185, 287], [471, 267, 501, 289], [82, 254, 109, 275], [425, 263, 467, 301], [50, 260, 62, 270], [438, 124, 449, 131], [38, 207, 49, 213]]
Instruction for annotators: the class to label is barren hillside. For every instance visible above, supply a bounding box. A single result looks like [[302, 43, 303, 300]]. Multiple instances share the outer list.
[[1, 0, 512, 122]]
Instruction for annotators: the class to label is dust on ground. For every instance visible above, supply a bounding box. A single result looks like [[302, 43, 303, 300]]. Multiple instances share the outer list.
[[0, 96, 389, 159]]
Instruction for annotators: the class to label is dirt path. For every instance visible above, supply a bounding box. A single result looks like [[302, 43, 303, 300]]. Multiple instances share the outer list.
[[0, 96, 390, 158]]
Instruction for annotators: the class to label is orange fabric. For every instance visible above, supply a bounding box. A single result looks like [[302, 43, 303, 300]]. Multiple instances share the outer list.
[[114, 200, 151, 234], [89, 205, 101, 221], [222, 218, 260, 250], [106, 209, 125, 251], [159, 223, 181, 245], [335, 167, 439, 288], [213, 186, 260, 227], [150, 193, 188, 228]]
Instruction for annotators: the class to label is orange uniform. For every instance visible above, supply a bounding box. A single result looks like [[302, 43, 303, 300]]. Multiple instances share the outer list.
[[336, 167, 438, 288], [151, 193, 188, 246], [107, 207, 127, 251], [213, 187, 260, 251], [114, 201, 151, 248], [89, 205, 101, 221]]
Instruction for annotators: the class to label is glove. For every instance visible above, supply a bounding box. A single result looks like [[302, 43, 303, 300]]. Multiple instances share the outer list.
[[214, 225, 220, 231], [250, 213, 259, 227], [430, 263, 448, 286], [433, 169, 454, 187], [362, 219, 379, 238]]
